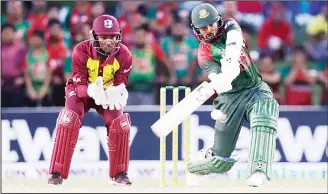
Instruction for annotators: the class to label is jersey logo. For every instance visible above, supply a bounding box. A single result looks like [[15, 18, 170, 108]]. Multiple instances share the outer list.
[[102, 58, 120, 88], [239, 48, 251, 71], [217, 48, 225, 56], [199, 9, 209, 18], [87, 57, 120, 89], [123, 65, 132, 74], [195, 83, 212, 102], [104, 19, 113, 28], [61, 113, 72, 124], [227, 42, 236, 47], [87, 58, 100, 83], [72, 77, 81, 83], [67, 91, 76, 98]]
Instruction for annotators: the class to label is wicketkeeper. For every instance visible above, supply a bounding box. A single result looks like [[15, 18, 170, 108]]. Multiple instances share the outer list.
[[48, 14, 133, 186]]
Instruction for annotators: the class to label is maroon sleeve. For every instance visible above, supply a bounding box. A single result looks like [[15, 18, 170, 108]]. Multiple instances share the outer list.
[[113, 46, 133, 86], [69, 43, 89, 98]]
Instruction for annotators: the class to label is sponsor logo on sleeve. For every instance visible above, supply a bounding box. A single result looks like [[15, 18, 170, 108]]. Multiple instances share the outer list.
[[123, 66, 132, 74]]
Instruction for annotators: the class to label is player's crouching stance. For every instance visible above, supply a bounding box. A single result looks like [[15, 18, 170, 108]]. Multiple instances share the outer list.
[[187, 4, 279, 187], [48, 15, 133, 186]]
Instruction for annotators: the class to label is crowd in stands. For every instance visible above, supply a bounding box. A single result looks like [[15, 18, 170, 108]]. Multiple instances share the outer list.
[[1, 1, 327, 107]]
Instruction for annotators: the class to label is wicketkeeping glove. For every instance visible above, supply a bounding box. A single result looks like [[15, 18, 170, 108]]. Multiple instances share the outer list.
[[87, 76, 108, 109], [104, 83, 128, 110]]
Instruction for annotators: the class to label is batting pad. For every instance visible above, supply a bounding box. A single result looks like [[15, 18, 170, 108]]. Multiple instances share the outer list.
[[247, 126, 276, 180], [108, 113, 131, 178], [49, 108, 81, 179], [247, 99, 279, 180]]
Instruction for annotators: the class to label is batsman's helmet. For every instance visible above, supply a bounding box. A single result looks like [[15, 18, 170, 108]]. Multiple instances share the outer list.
[[190, 3, 224, 42], [90, 14, 122, 56]]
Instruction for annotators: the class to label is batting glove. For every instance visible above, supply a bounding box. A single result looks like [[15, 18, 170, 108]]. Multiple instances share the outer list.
[[208, 73, 233, 94]]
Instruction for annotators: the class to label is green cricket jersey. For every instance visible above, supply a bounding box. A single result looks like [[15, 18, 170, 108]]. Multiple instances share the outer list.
[[161, 36, 199, 79], [25, 48, 51, 93], [129, 46, 157, 91], [197, 18, 261, 93]]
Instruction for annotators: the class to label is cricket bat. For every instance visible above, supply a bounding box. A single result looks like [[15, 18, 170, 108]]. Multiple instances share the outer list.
[[151, 81, 215, 138]]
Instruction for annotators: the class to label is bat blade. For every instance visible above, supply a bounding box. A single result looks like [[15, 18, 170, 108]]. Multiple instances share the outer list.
[[151, 81, 215, 138]]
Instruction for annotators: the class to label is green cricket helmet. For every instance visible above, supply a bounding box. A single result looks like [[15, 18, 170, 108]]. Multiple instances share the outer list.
[[190, 3, 224, 42]]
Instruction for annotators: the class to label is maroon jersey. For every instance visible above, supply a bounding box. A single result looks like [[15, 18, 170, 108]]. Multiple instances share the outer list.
[[66, 40, 132, 98]]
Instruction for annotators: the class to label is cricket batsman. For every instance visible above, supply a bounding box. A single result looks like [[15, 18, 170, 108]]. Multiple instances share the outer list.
[[187, 3, 279, 187], [48, 14, 133, 186]]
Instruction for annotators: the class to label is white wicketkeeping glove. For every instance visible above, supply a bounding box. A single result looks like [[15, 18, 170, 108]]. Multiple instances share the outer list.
[[104, 83, 128, 110], [208, 73, 233, 94], [87, 76, 108, 109]]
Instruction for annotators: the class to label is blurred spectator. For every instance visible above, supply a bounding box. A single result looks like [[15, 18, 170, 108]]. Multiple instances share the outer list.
[[22, 30, 52, 107], [304, 31, 327, 65], [317, 65, 328, 105], [178, 1, 202, 12], [239, 22, 256, 52], [305, 4, 328, 64], [261, 2, 275, 18], [236, 1, 265, 29], [90, 1, 106, 21], [156, 2, 178, 28], [27, 0, 48, 40], [237, 1, 263, 14], [47, 4, 60, 20], [1, 2, 327, 108], [257, 2, 293, 61], [222, 1, 239, 21], [46, 19, 68, 106], [280, 46, 316, 105], [258, 50, 282, 103], [69, 1, 92, 40], [140, 2, 161, 36], [47, 4, 72, 48], [127, 24, 176, 105], [74, 22, 92, 43], [118, 1, 145, 48], [1, 23, 27, 107], [148, 2, 177, 42], [307, 4, 328, 35], [161, 18, 199, 86], [63, 40, 80, 82], [2, 1, 29, 43]]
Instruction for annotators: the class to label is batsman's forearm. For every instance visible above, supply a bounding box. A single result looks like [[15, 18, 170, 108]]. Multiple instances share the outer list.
[[225, 29, 243, 60], [220, 30, 243, 84]]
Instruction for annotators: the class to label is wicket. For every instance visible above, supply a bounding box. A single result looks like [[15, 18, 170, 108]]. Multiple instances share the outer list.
[[159, 86, 191, 187]]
